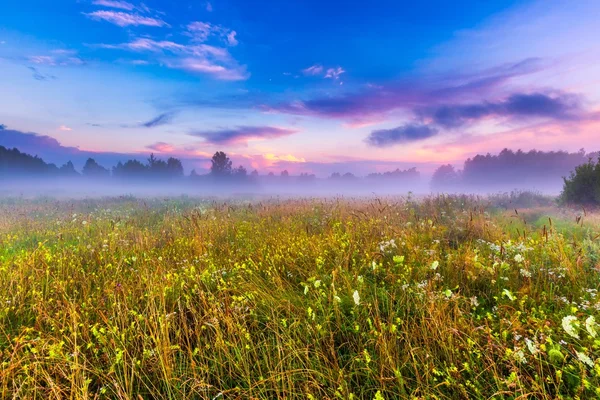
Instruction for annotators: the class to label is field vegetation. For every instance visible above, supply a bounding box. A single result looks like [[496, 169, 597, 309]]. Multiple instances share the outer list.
[[0, 194, 599, 399]]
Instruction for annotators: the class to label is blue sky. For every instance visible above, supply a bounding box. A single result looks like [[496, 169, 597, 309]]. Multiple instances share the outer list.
[[1, 0, 599, 175]]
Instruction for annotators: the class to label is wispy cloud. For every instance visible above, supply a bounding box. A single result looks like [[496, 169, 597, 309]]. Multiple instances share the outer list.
[[139, 112, 176, 128], [186, 21, 239, 47], [325, 67, 345, 80], [189, 126, 298, 145], [28, 52, 84, 67], [58, 125, 72, 131], [366, 124, 438, 147], [84, 10, 169, 27], [91, 0, 135, 11], [302, 64, 323, 76], [100, 38, 248, 80], [205, 2, 213, 12], [271, 58, 545, 120], [28, 66, 57, 81]]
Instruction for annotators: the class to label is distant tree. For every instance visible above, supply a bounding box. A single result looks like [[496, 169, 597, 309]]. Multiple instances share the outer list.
[[330, 172, 341, 179], [167, 157, 184, 177], [210, 151, 232, 176], [190, 169, 198, 178], [82, 158, 109, 178], [113, 159, 147, 179], [560, 157, 600, 205], [0, 145, 59, 177], [281, 170, 289, 178], [431, 164, 460, 190], [267, 172, 275, 177], [250, 169, 259, 177], [59, 161, 79, 176], [342, 172, 357, 180], [298, 172, 316, 182], [233, 165, 247, 178]]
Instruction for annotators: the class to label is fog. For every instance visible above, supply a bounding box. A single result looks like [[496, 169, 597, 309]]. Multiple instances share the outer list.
[[0, 174, 567, 200]]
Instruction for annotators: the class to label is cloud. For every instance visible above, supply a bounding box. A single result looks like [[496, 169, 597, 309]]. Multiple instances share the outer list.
[[227, 31, 238, 46], [0, 124, 5, 130], [366, 124, 438, 147], [58, 125, 72, 131], [206, 2, 213, 12], [270, 58, 546, 120], [28, 66, 57, 81], [302, 64, 323, 76], [139, 112, 175, 128], [325, 67, 345, 80], [186, 21, 239, 47], [419, 92, 582, 128], [91, 0, 135, 10], [84, 11, 168, 27], [189, 126, 298, 145], [100, 38, 248, 80], [146, 142, 175, 152]]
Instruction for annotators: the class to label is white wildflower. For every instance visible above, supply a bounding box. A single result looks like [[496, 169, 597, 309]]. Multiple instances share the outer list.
[[353, 290, 360, 306], [519, 268, 532, 278], [585, 316, 597, 338], [431, 260, 439, 270], [470, 296, 479, 307], [525, 338, 538, 355], [514, 254, 524, 263], [562, 315, 580, 339], [514, 349, 527, 364], [576, 351, 594, 368]]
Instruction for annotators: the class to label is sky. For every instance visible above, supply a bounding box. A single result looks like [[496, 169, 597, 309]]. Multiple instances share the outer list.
[[1, 0, 599, 176]]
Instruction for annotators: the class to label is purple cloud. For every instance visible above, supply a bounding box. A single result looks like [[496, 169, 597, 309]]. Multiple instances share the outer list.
[[140, 112, 176, 128], [366, 124, 438, 147], [270, 58, 544, 120], [419, 92, 582, 128], [189, 126, 298, 145]]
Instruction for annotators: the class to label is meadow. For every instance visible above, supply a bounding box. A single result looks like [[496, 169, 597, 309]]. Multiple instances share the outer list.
[[0, 194, 599, 399]]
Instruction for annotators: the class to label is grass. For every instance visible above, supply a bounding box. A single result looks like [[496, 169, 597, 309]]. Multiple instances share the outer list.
[[0, 194, 599, 399]]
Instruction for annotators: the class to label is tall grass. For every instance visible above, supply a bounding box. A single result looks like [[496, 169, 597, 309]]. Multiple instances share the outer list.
[[0, 195, 599, 399]]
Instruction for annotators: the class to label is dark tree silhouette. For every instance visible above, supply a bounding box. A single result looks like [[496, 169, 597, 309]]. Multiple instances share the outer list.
[[250, 169, 259, 177], [431, 164, 460, 190], [167, 157, 184, 177], [560, 157, 600, 205], [59, 161, 79, 176], [82, 158, 109, 178], [0, 145, 59, 177], [210, 151, 232, 176], [233, 165, 247, 178], [281, 170, 289, 178]]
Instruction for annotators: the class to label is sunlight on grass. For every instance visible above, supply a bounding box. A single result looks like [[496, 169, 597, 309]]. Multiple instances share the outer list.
[[0, 195, 599, 398]]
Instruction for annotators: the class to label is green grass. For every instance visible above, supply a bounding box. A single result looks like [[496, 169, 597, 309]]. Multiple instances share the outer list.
[[0, 195, 599, 399]]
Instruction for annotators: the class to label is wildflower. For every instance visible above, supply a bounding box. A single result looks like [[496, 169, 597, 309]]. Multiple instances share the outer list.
[[353, 290, 360, 305], [576, 351, 594, 368], [313, 280, 321, 288], [431, 260, 439, 270], [513, 349, 527, 364], [82, 220, 87, 225], [514, 254, 524, 263], [562, 315, 580, 339], [525, 338, 538, 354], [519, 268, 532, 278], [585, 316, 597, 338], [470, 296, 479, 307], [502, 289, 516, 301]]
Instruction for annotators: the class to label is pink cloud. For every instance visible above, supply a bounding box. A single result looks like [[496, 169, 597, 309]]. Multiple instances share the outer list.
[[84, 11, 169, 27]]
